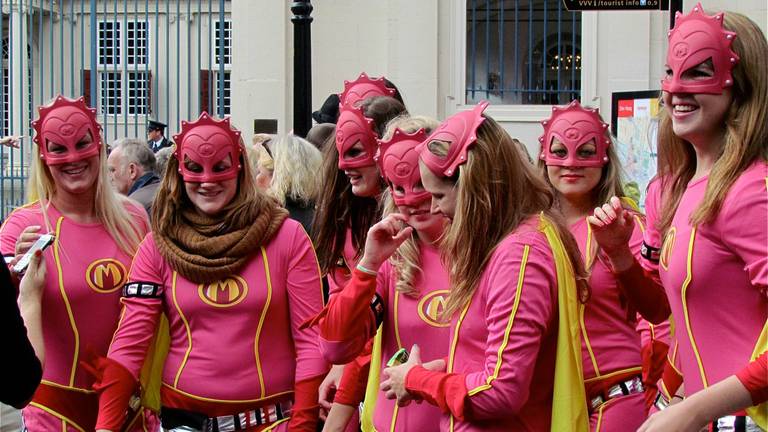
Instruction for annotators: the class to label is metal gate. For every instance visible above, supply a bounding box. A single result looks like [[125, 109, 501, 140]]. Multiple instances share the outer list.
[[0, 0, 231, 219]]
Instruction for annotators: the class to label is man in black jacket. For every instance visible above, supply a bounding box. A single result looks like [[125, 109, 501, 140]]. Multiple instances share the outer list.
[[147, 119, 173, 153]]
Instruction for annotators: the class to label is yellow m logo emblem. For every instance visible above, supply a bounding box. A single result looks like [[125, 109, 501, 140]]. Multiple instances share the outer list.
[[417, 290, 451, 328], [198, 275, 249, 308], [206, 279, 240, 302], [86, 259, 127, 293]]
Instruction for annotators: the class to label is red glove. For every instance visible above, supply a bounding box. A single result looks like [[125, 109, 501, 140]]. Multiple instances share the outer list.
[[82, 355, 137, 431], [335, 354, 371, 406], [641, 340, 669, 409], [405, 366, 469, 421], [288, 373, 326, 431]]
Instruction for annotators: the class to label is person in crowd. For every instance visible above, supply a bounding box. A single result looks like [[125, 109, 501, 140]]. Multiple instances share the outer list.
[[147, 119, 173, 153], [339, 73, 405, 108], [593, 4, 768, 430], [154, 146, 174, 178], [0, 95, 150, 431], [380, 101, 590, 431], [91, 112, 328, 432], [107, 138, 161, 216], [0, 135, 22, 148], [313, 94, 341, 125], [306, 123, 336, 151], [255, 134, 323, 234], [313, 116, 448, 432], [1, 249, 45, 408], [537, 100, 670, 430], [640, 352, 767, 432], [311, 85, 406, 425]]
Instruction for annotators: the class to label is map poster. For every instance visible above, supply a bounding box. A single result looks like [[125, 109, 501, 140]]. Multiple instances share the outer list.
[[611, 90, 661, 211]]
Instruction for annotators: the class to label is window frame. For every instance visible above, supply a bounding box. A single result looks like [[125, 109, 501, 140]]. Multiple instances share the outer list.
[[448, 0, 597, 121], [210, 19, 232, 116], [96, 19, 152, 118]]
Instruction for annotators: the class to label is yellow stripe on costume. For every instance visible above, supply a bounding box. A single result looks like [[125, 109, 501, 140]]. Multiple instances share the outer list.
[[467, 245, 530, 396], [539, 215, 589, 432], [746, 320, 767, 429], [361, 326, 384, 432]]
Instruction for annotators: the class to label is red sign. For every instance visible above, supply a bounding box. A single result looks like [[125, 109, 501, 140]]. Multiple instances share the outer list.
[[617, 100, 634, 118]]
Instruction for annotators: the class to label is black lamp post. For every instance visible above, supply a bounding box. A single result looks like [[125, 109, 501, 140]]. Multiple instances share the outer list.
[[291, 1, 313, 138], [669, 0, 682, 28]]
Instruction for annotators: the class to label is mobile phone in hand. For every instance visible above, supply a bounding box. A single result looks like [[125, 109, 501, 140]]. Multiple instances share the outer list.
[[387, 348, 410, 367], [13, 233, 54, 274]]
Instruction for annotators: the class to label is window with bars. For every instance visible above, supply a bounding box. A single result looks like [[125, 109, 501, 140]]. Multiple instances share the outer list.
[[466, 0, 582, 106], [215, 71, 231, 115], [214, 20, 232, 67], [204, 20, 232, 116], [97, 20, 150, 116]]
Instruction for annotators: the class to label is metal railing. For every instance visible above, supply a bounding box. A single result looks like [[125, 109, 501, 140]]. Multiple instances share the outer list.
[[0, 0, 231, 219], [466, 0, 582, 105]]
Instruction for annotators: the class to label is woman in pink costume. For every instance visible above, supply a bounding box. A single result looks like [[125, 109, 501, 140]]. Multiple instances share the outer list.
[[537, 100, 671, 430], [0, 95, 150, 431], [92, 113, 328, 432], [313, 116, 450, 431], [381, 101, 590, 431], [593, 4, 768, 430], [311, 77, 406, 425]]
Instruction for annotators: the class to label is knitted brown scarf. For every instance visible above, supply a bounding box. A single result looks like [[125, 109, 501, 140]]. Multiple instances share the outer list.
[[154, 200, 288, 284]]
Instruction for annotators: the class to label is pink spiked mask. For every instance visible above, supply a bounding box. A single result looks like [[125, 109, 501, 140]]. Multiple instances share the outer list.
[[339, 72, 396, 107], [662, 3, 739, 95], [419, 101, 489, 177], [335, 104, 378, 170], [32, 95, 102, 165], [539, 100, 610, 168], [376, 128, 431, 207], [173, 112, 243, 183]]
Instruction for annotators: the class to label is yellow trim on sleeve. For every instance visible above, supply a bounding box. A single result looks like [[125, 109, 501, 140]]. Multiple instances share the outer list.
[[172, 271, 192, 387], [52, 216, 80, 387], [680, 228, 708, 388], [263, 418, 290, 431], [467, 245, 530, 396], [254, 247, 272, 398]]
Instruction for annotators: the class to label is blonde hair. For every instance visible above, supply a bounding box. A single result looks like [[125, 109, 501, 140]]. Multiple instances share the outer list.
[[380, 115, 440, 297], [657, 12, 768, 233], [246, 145, 263, 179], [263, 134, 322, 206], [429, 115, 589, 318], [27, 141, 146, 256]]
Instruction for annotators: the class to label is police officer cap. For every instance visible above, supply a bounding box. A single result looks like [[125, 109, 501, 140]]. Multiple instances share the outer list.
[[147, 119, 167, 132]]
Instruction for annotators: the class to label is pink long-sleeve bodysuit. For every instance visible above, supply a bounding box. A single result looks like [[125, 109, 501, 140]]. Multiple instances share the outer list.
[[0, 201, 149, 432], [570, 218, 648, 430], [649, 161, 767, 400], [407, 217, 567, 431], [318, 242, 450, 431], [107, 219, 328, 430]]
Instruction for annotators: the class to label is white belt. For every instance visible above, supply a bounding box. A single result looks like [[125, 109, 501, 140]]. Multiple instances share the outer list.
[[590, 376, 645, 411]]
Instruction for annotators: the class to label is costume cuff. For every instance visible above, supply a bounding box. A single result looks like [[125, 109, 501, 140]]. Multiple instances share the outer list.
[[335, 357, 370, 406], [736, 352, 768, 405], [288, 373, 325, 432], [405, 366, 469, 420], [84, 356, 138, 431]]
